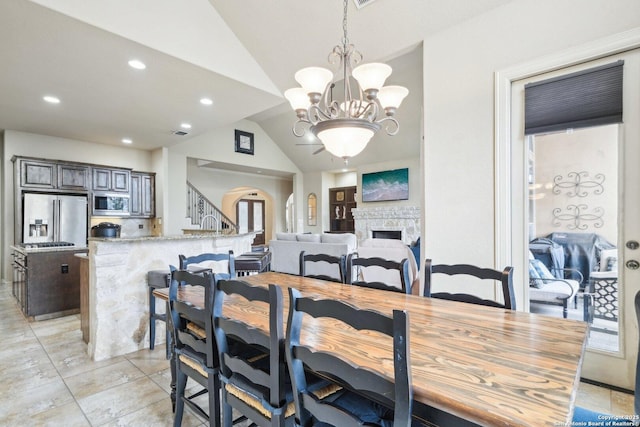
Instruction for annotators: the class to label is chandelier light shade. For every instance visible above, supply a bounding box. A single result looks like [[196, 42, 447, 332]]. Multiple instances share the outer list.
[[351, 63, 391, 92], [284, 0, 408, 162], [284, 88, 310, 112], [295, 67, 334, 100]]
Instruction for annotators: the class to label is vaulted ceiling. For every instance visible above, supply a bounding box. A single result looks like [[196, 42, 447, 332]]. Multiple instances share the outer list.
[[0, 0, 513, 173]]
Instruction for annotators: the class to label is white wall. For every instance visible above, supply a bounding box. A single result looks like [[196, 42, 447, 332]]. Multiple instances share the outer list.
[[186, 159, 293, 241], [166, 119, 302, 235], [422, 0, 640, 276], [302, 172, 324, 233]]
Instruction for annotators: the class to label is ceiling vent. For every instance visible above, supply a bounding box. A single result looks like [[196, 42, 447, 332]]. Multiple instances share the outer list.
[[353, 0, 377, 9], [172, 130, 189, 136]]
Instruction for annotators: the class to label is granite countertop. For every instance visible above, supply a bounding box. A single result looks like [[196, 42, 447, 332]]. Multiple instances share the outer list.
[[10, 245, 89, 254], [88, 232, 256, 243]]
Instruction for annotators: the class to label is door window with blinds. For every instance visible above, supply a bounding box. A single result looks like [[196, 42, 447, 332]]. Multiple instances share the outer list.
[[524, 60, 623, 354]]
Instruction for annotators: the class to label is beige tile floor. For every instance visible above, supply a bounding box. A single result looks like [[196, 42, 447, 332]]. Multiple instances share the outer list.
[[0, 282, 634, 426]]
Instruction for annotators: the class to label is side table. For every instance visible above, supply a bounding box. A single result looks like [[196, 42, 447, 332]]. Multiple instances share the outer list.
[[235, 251, 271, 276]]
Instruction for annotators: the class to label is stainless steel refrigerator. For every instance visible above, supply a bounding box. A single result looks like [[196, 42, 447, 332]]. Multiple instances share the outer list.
[[23, 193, 88, 247]]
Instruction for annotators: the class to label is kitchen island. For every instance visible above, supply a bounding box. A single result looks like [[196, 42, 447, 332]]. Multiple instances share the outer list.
[[87, 232, 256, 361], [10, 245, 88, 320]]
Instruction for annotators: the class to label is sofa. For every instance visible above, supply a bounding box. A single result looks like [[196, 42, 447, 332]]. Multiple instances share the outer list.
[[268, 232, 357, 276]]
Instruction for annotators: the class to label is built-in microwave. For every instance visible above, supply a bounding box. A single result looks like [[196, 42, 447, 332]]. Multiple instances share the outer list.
[[92, 192, 130, 216]]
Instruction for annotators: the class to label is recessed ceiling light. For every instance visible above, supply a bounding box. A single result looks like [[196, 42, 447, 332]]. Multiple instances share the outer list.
[[121, 138, 133, 144], [43, 95, 60, 104], [180, 123, 192, 129], [128, 59, 146, 70], [200, 97, 213, 106]]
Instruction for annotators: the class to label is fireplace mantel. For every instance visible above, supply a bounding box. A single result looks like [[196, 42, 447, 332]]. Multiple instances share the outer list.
[[352, 206, 420, 245]]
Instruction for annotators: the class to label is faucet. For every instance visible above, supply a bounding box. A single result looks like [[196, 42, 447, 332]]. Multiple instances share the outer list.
[[200, 214, 219, 233]]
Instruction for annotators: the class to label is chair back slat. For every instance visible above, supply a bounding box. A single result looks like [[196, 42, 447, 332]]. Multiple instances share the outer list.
[[179, 251, 236, 278], [346, 253, 411, 294], [299, 251, 347, 283], [424, 259, 516, 310]]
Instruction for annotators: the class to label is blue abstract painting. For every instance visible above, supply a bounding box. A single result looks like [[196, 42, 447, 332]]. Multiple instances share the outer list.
[[362, 168, 409, 202]]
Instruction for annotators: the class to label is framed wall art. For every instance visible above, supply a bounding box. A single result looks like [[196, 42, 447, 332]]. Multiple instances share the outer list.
[[362, 168, 409, 202], [235, 129, 254, 155]]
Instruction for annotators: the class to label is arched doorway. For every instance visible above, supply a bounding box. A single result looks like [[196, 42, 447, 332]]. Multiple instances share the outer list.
[[222, 187, 273, 247]]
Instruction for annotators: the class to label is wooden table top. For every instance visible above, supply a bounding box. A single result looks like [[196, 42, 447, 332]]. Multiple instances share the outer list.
[[154, 271, 589, 426]]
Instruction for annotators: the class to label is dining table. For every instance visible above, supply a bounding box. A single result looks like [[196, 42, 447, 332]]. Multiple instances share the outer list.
[[154, 271, 589, 427]]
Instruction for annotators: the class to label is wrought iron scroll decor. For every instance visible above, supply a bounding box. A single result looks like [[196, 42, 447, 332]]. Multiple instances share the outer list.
[[552, 171, 604, 197], [552, 204, 604, 230]]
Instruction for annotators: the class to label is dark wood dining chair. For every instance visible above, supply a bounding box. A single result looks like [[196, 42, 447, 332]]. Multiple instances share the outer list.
[[346, 253, 411, 294], [299, 250, 346, 283], [179, 251, 236, 278], [169, 269, 221, 426], [212, 279, 290, 426], [424, 259, 516, 310], [213, 279, 332, 426], [286, 287, 413, 427]]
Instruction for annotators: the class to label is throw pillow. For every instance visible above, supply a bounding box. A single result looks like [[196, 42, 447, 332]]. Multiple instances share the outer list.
[[321, 233, 353, 244], [529, 258, 555, 288], [276, 232, 297, 241], [605, 257, 618, 272], [296, 233, 321, 243]]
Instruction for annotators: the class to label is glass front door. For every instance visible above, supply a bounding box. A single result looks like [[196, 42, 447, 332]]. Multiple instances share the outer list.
[[511, 48, 640, 389]]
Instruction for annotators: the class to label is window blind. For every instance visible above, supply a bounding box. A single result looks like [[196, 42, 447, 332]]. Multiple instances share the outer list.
[[524, 60, 623, 135]]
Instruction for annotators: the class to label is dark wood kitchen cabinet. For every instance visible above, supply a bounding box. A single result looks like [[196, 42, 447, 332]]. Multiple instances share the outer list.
[[16, 157, 90, 191], [12, 247, 87, 320], [130, 172, 155, 217], [58, 163, 91, 190], [92, 167, 130, 192]]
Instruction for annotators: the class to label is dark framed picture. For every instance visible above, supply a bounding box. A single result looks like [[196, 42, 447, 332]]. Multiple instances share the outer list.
[[235, 130, 254, 155]]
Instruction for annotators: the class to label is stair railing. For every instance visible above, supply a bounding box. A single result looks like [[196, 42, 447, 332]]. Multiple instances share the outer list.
[[186, 181, 238, 234]]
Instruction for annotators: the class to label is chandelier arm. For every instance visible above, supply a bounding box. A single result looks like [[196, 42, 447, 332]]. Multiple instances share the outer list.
[[308, 104, 338, 125], [292, 119, 311, 137], [355, 101, 379, 122], [376, 116, 400, 135], [319, 85, 340, 120]]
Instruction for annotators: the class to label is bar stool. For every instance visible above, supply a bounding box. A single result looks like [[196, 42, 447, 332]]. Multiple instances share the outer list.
[[147, 269, 170, 359]]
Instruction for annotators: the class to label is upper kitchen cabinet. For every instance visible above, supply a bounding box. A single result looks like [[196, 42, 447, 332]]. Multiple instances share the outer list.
[[92, 167, 130, 193], [130, 172, 155, 218], [58, 163, 91, 191], [15, 157, 90, 191]]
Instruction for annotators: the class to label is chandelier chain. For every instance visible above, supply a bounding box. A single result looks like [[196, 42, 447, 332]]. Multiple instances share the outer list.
[[342, 0, 349, 47]]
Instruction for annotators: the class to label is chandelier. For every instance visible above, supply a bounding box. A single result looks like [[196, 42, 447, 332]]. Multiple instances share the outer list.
[[284, 0, 408, 162]]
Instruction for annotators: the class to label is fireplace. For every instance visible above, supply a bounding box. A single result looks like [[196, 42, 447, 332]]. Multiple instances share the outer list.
[[352, 206, 420, 245], [372, 230, 402, 240]]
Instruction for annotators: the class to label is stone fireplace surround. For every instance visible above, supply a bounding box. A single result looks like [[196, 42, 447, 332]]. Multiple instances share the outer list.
[[352, 206, 420, 246]]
